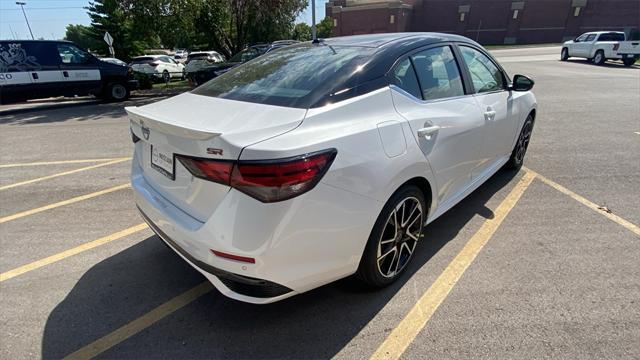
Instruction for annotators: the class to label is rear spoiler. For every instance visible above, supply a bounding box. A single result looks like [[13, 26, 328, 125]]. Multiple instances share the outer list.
[[126, 106, 221, 141]]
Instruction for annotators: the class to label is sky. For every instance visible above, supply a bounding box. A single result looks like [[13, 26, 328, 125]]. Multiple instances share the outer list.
[[0, 0, 328, 40]]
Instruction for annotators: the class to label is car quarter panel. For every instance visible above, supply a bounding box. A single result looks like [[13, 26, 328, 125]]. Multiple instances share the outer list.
[[240, 87, 439, 219]]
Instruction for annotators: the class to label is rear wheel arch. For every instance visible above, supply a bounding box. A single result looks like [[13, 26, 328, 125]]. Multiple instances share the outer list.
[[397, 177, 433, 217]]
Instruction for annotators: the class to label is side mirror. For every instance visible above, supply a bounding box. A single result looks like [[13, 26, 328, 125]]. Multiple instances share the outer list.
[[510, 74, 534, 91], [573, 38, 580, 42]]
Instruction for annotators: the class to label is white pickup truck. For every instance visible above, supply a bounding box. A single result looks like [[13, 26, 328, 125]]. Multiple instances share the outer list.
[[561, 31, 640, 67]]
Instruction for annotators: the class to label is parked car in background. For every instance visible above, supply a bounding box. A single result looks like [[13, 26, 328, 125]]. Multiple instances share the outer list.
[[130, 55, 185, 82], [127, 33, 536, 304], [100, 57, 127, 67], [561, 31, 640, 66], [186, 45, 264, 86], [1, 40, 137, 104], [174, 48, 188, 58], [184, 51, 225, 75], [265, 40, 300, 53]]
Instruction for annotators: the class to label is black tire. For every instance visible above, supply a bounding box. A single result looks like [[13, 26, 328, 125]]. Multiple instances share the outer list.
[[162, 70, 170, 83], [505, 114, 534, 170], [355, 185, 426, 287], [593, 50, 606, 65], [623, 58, 635, 67], [105, 82, 130, 102], [561, 48, 569, 61]]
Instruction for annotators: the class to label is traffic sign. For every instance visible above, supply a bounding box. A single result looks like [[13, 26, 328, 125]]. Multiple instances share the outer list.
[[103, 32, 113, 46]]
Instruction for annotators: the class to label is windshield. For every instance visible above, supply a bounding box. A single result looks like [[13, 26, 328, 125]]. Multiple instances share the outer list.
[[228, 48, 261, 63], [192, 44, 377, 108]]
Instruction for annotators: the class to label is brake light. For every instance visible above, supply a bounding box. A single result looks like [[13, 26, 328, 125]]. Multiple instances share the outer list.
[[177, 156, 233, 185], [177, 149, 337, 203], [613, 43, 620, 51]]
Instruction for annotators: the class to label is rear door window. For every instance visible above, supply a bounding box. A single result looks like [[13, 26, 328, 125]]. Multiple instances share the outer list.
[[459, 46, 505, 94], [410, 46, 465, 101], [598, 33, 625, 41], [390, 58, 421, 99]]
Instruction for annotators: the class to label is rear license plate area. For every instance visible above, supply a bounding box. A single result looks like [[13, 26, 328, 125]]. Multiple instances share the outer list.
[[151, 145, 175, 180]]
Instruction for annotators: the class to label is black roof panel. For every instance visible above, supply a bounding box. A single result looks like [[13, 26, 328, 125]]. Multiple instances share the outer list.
[[323, 32, 474, 48]]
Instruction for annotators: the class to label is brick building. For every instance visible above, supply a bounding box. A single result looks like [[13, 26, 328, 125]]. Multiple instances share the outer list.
[[326, 0, 640, 44]]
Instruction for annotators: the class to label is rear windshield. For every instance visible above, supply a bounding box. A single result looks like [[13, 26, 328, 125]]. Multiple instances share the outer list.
[[598, 33, 625, 41], [192, 44, 377, 108], [131, 57, 154, 63], [187, 53, 210, 61]]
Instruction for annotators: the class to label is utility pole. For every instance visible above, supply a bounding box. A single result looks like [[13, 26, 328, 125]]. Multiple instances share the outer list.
[[311, 0, 317, 41], [16, 2, 35, 40]]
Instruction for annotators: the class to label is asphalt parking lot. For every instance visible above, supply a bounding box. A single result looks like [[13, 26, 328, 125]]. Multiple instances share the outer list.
[[1, 46, 639, 359]]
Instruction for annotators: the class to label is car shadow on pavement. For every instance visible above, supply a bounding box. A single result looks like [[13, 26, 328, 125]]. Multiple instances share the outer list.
[[565, 58, 639, 69], [41, 170, 519, 359]]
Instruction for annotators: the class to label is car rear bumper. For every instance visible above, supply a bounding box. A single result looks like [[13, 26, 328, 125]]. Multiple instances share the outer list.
[[131, 156, 381, 303]]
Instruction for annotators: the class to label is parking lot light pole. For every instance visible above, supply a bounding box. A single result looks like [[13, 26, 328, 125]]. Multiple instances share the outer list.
[[16, 2, 34, 40], [311, 0, 317, 41]]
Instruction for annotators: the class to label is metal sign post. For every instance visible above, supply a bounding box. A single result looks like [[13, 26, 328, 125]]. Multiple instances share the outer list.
[[103, 32, 115, 57]]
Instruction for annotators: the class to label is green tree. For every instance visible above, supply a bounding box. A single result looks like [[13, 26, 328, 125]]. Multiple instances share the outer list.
[[292, 22, 311, 41], [316, 16, 333, 38], [87, 0, 157, 60], [64, 24, 100, 51], [85, 0, 308, 59]]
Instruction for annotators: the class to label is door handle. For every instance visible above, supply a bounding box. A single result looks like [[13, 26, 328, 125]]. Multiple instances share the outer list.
[[31, 72, 38, 80], [63, 71, 69, 78], [417, 125, 440, 139], [484, 110, 496, 121]]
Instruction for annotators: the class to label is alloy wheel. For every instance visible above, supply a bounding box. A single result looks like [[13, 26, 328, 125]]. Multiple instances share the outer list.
[[515, 120, 532, 164], [376, 196, 424, 278]]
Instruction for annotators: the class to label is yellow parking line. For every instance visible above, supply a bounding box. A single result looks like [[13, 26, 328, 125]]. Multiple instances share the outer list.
[[0, 158, 130, 191], [0, 157, 130, 168], [0, 183, 130, 224], [64, 282, 212, 360], [525, 167, 640, 236], [0, 223, 148, 282], [370, 171, 536, 360]]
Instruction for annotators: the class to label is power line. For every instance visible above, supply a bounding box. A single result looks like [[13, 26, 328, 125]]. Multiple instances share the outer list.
[[0, 6, 85, 10], [2, 17, 89, 23]]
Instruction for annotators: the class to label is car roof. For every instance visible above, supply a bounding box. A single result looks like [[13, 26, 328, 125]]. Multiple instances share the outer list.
[[583, 31, 625, 35], [189, 51, 219, 55], [322, 32, 473, 48]]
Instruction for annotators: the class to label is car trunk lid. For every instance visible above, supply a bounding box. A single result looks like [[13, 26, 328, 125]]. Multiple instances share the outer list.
[[127, 92, 306, 221]]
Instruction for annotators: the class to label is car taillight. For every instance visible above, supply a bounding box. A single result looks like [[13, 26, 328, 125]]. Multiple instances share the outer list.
[[177, 156, 233, 185], [177, 149, 337, 203], [613, 43, 620, 51]]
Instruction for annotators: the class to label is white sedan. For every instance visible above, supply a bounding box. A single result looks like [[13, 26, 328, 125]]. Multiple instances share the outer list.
[[127, 33, 536, 304], [130, 55, 185, 82]]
